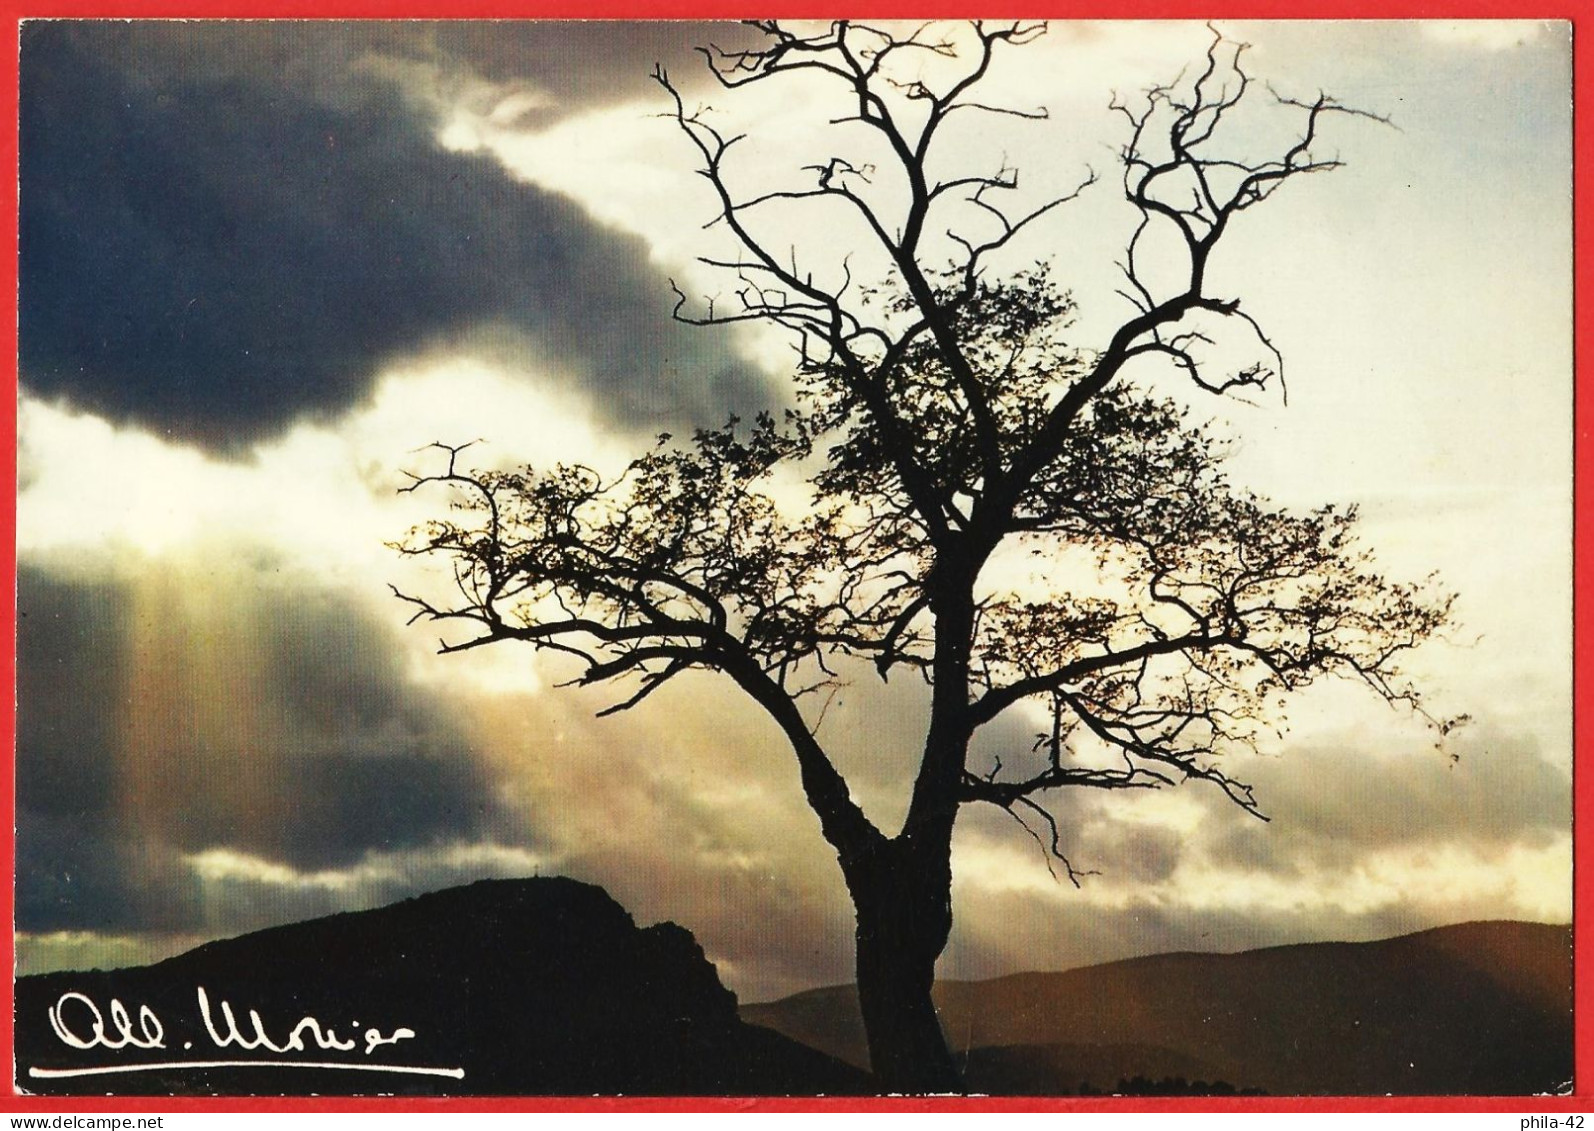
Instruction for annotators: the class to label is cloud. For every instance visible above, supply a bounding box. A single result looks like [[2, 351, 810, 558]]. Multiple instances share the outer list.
[[12, 541, 869, 999], [15, 811, 180, 934], [14, 562, 541, 932], [1206, 729, 1569, 868], [71, 20, 756, 115], [414, 21, 761, 112], [19, 21, 768, 451], [928, 721, 1571, 985]]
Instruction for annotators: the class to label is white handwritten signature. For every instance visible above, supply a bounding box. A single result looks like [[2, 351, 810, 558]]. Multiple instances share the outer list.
[[30, 987, 463, 1080]]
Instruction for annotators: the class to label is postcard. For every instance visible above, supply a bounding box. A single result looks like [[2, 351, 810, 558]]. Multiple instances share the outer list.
[[10, 16, 1576, 1106]]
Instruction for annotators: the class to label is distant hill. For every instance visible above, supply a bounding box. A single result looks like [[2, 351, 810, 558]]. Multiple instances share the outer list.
[[15, 877, 870, 1096], [18, 890, 1570, 1097], [741, 921, 1572, 1095]]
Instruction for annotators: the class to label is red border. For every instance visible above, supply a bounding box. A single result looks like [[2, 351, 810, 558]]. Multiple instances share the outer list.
[[0, 1, 1576, 14], [0, 2, 1585, 1116]]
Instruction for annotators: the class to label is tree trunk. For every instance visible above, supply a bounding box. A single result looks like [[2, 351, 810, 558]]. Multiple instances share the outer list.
[[848, 836, 962, 1093]]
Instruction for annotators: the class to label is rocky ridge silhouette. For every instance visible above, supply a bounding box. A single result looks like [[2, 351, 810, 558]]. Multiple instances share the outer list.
[[15, 877, 870, 1096]]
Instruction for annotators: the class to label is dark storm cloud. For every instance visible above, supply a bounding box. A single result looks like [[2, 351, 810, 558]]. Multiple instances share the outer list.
[[14, 564, 538, 933], [47, 21, 758, 113], [412, 21, 761, 115], [13, 568, 124, 823], [19, 21, 768, 450], [14, 811, 182, 934]]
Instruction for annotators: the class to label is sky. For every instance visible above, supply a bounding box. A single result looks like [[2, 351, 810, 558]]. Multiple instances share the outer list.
[[14, 19, 1572, 1004]]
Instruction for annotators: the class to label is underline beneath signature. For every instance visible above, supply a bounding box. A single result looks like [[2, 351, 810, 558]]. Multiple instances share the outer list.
[[29, 1060, 466, 1080]]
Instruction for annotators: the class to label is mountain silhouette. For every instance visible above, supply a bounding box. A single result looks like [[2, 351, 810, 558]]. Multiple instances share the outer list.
[[741, 921, 1572, 1095], [17, 886, 1570, 1097], [15, 877, 870, 1096]]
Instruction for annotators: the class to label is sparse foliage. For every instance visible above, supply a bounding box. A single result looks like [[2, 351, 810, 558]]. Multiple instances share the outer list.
[[396, 21, 1456, 1091]]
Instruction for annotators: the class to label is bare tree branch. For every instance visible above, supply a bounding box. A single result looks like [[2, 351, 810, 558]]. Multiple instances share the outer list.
[[395, 22, 1454, 1091]]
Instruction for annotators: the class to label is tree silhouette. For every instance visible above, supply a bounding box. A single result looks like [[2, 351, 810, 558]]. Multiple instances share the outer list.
[[396, 22, 1459, 1092]]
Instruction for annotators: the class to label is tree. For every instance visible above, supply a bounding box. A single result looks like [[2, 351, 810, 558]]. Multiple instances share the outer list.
[[395, 21, 1458, 1092]]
